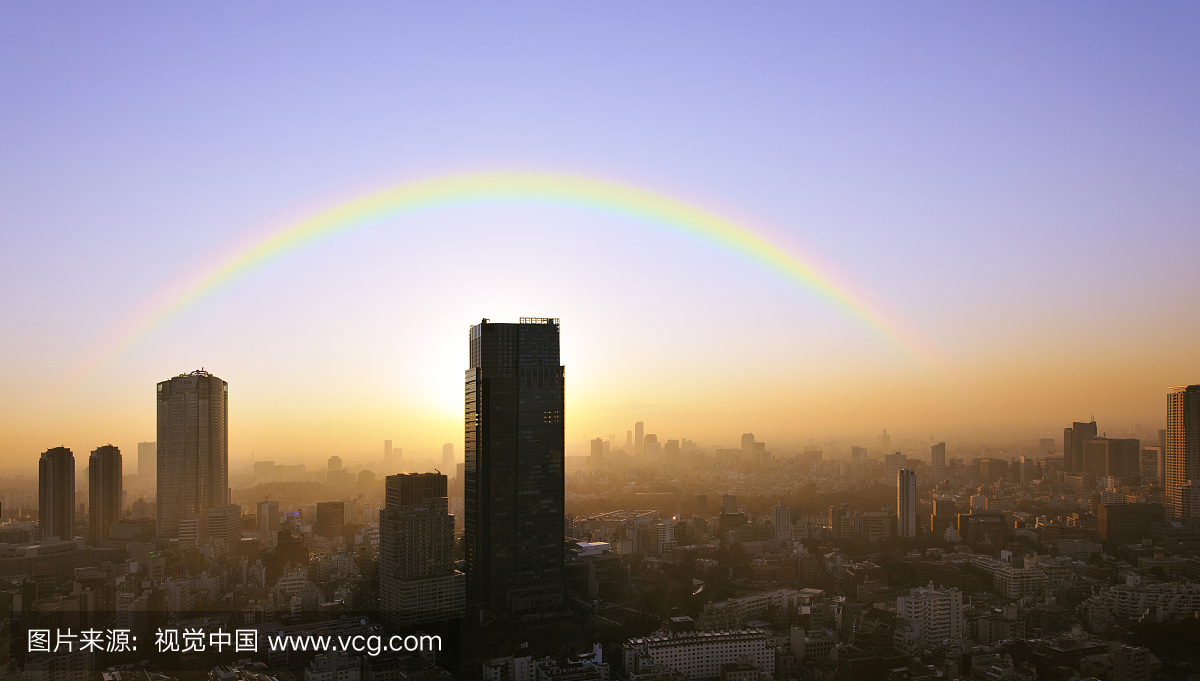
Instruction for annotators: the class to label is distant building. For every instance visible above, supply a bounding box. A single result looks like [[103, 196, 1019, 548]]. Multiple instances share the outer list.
[[897, 469, 917, 539], [930, 442, 946, 483], [635, 422, 645, 457], [39, 446, 75, 541], [88, 444, 122, 545], [1166, 385, 1200, 517], [1064, 420, 1098, 473], [137, 441, 156, 480], [314, 502, 345, 539], [624, 630, 774, 680], [442, 442, 454, 472], [1098, 502, 1164, 544], [895, 585, 964, 644]]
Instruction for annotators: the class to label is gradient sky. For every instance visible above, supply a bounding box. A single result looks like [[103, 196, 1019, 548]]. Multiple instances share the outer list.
[[2, 3, 1198, 471]]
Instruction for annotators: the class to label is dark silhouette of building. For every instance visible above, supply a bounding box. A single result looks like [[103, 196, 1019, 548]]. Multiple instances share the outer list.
[[314, 501, 345, 539], [1064, 421, 1098, 473], [1167, 385, 1200, 517], [1098, 502, 1165, 545], [157, 369, 229, 538], [39, 446, 75, 541], [88, 444, 122, 545], [464, 318, 565, 616], [380, 472, 464, 626]]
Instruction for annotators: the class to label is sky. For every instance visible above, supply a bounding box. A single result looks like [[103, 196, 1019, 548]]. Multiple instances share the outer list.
[[2, 3, 1199, 471]]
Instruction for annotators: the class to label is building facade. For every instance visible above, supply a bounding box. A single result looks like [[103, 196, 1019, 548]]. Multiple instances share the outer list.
[[39, 446, 76, 541], [464, 318, 565, 616], [1166, 385, 1200, 518], [88, 444, 122, 545], [156, 369, 229, 539], [897, 469, 917, 539], [379, 472, 464, 626]]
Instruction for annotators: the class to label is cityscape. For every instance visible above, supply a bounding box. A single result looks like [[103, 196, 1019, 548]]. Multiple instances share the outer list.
[[4, 3, 1200, 681]]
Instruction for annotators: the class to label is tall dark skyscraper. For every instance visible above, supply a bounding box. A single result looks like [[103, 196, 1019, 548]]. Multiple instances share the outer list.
[[88, 444, 122, 545], [380, 473, 464, 626], [1166, 385, 1200, 517], [39, 446, 75, 541], [464, 318, 565, 616], [1063, 420, 1098, 473], [930, 442, 946, 482], [157, 369, 229, 539]]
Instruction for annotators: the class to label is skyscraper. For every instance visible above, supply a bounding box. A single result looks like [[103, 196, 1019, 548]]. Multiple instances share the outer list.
[[1063, 421, 1097, 473], [1166, 385, 1200, 518], [157, 369, 229, 539], [442, 442, 454, 472], [380, 472, 464, 626], [930, 442, 946, 482], [39, 446, 75, 541], [635, 422, 644, 457], [465, 318, 565, 615], [137, 441, 156, 480], [897, 469, 917, 539], [88, 444, 122, 545]]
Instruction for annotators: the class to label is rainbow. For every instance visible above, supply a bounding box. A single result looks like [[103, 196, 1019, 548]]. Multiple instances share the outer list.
[[67, 171, 929, 387]]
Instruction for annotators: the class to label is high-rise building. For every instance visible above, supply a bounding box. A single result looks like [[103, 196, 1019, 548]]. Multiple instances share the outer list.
[[88, 445, 122, 545], [39, 446, 75, 541], [1142, 446, 1165, 486], [380, 473, 464, 626], [442, 443, 454, 472], [464, 318, 565, 615], [897, 469, 917, 539], [257, 500, 281, 537], [589, 438, 604, 468], [930, 442, 946, 482], [771, 501, 800, 541], [741, 433, 755, 458], [1063, 421, 1098, 473], [884, 452, 908, 483], [157, 369, 229, 539], [384, 440, 393, 466], [1167, 385, 1200, 518], [635, 422, 645, 457], [137, 442, 156, 479]]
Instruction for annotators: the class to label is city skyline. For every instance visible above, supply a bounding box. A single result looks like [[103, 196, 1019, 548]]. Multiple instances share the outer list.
[[2, 4, 1199, 467]]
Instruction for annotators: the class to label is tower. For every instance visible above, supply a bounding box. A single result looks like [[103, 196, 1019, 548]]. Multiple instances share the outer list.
[[39, 446, 75, 541], [1063, 421, 1098, 473], [156, 369, 229, 539], [930, 442, 946, 483], [1166, 385, 1200, 517], [897, 469, 917, 539], [635, 422, 644, 457], [464, 318, 565, 615], [88, 445, 122, 545], [442, 442, 454, 472], [380, 472, 464, 626]]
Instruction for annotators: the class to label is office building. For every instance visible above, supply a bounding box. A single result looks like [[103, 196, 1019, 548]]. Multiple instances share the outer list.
[[39, 446, 75, 541], [624, 629, 774, 680], [464, 318, 565, 615], [257, 500, 281, 538], [897, 469, 917, 539], [884, 452, 907, 483], [157, 369, 229, 539], [1143, 446, 1165, 486], [88, 445, 122, 545], [137, 441, 156, 480], [442, 442, 454, 472], [1167, 385, 1200, 517], [634, 422, 644, 457], [1064, 421, 1098, 473], [384, 439, 393, 466], [930, 442, 946, 483], [380, 472, 464, 626], [1098, 502, 1164, 545], [314, 501, 345, 539], [1082, 437, 1141, 480], [772, 501, 800, 541]]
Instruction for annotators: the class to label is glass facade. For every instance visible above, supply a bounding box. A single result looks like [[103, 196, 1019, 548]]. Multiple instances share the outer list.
[[464, 318, 565, 616]]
